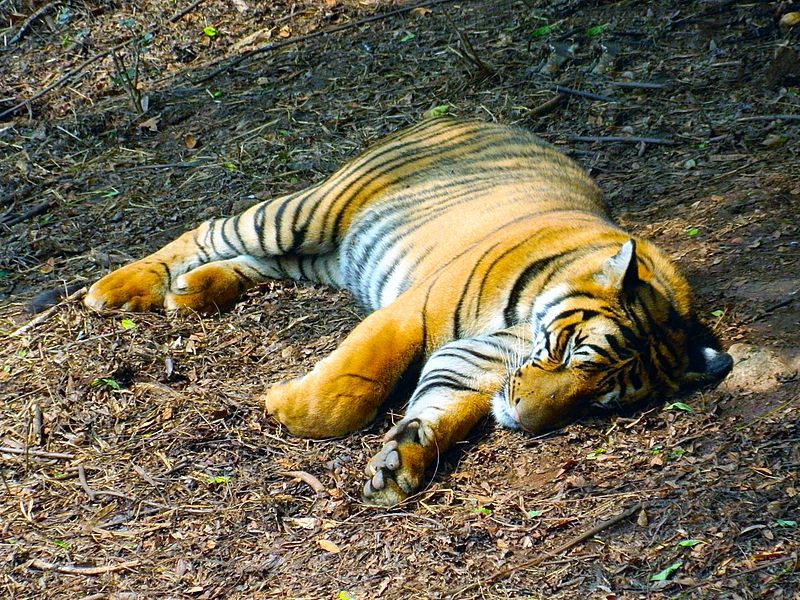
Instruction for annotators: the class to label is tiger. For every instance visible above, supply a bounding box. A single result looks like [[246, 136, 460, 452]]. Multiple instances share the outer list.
[[84, 116, 732, 506]]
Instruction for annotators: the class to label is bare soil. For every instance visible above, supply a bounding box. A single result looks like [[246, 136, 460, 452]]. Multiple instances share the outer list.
[[1, 1, 799, 598]]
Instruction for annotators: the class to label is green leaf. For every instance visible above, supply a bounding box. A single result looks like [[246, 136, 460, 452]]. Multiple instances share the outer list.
[[425, 105, 450, 118], [473, 507, 492, 514], [531, 24, 553, 37], [586, 448, 606, 458], [211, 90, 223, 98], [686, 227, 699, 236], [400, 32, 416, 42], [711, 309, 724, 317], [288, 176, 299, 184], [586, 24, 607, 37], [222, 163, 237, 170], [677, 539, 702, 547], [775, 519, 797, 528], [203, 26, 217, 37], [650, 561, 682, 581], [339, 592, 355, 600], [667, 449, 685, 461], [91, 378, 120, 390], [120, 319, 136, 330], [527, 510, 542, 518], [206, 475, 231, 484], [665, 402, 692, 412], [53, 539, 68, 548], [101, 188, 120, 198], [119, 18, 135, 29]]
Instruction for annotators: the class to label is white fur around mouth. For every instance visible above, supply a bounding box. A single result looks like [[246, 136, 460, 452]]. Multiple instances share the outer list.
[[491, 390, 521, 430]]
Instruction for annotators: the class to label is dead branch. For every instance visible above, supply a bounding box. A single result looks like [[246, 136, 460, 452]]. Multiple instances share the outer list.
[[552, 85, 616, 102], [10, 285, 87, 338], [193, 0, 459, 84], [529, 93, 567, 118], [570, 135, 676, 145], [0, 446, 75, 460], [611, 81, 667, 89], [1, 201, 50, 226], [737, 114, 800, 122], [451, 502, 644, 596], [29, 558, 141, 575]]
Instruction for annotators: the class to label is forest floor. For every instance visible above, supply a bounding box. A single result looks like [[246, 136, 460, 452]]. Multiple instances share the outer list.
[[1, 0, 800, 598]]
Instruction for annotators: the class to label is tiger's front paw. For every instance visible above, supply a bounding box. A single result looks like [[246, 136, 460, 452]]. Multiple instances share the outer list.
[[362, 419, 431, 506], [84, 261, 169, 312]]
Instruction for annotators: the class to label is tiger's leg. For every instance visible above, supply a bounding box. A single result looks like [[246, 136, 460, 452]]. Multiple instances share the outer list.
[[263, 297, 426, 439], [164, 253, 341, 313], [85, 186, 337, 312], [362, 327, 531, 506]]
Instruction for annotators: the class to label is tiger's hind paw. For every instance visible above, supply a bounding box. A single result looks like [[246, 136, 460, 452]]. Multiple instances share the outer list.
[[164, 264, 243, 314], [362, 419, 432, 506]]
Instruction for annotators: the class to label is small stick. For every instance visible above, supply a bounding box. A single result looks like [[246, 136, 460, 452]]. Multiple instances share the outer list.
[[1, 201, 50, 226], [450, 502, 643, 596], [610, 81, 667, 89], [280, 470, 326, 495], [78, 464, 135, 501], [78, 465, 97, 501], [570, 135, 676, 145], [552, 85, 616, 102], [9, 286, 87, 338], [737, 114, 800, 122], [193, 0, 459, 84], [30, 558, 140, 575], [0, 446, 74, 460], [529, 93, 566, 117]]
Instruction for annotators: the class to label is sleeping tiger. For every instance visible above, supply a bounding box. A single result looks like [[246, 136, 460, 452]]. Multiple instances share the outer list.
[[85, 116, 732, 506]]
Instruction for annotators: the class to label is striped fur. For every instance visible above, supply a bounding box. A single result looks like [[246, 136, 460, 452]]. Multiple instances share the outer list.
[[85, 117, 731, 506]]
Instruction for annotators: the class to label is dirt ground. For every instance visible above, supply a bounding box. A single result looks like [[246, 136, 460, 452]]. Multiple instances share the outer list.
[[1, 0, 800, 598]]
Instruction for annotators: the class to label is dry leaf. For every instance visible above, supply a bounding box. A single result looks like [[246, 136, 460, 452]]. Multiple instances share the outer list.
[[184, 134, 198, 149], [780, 12, 800, 29], [39, 257, 55, 274], [412, 7, 432, 14], [279, 25, 291, 38], [138, 116, 160, 132], [317, 538, 340, 553]]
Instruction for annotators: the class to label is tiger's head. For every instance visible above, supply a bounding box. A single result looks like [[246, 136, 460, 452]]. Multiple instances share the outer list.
[[492, 239, 733, 434]]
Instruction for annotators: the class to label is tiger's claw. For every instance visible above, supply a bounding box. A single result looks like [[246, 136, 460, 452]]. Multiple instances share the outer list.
[[362, 419, 429, 506]]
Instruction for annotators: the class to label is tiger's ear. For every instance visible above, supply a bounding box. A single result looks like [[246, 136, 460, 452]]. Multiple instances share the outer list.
[[595, 240, 639, 293]]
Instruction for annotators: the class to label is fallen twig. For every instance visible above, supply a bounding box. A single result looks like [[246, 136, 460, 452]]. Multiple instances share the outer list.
[[750, 286, 800, 321], [552, 85, 616, 102], [0, 446, 75, 460], [30, 558, 141, 575], [737, 114, 800, 122], [78, 464, 135, 501], [280, 470, 327, 495], [610, 81, 667, 89], [1, 201, 50, 226], [451, 502, 643, 596], [193, 0, 458, 84], [570, 135, 676, 145], [10, 286, 87, 338], [529, 93, 566, 117]]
